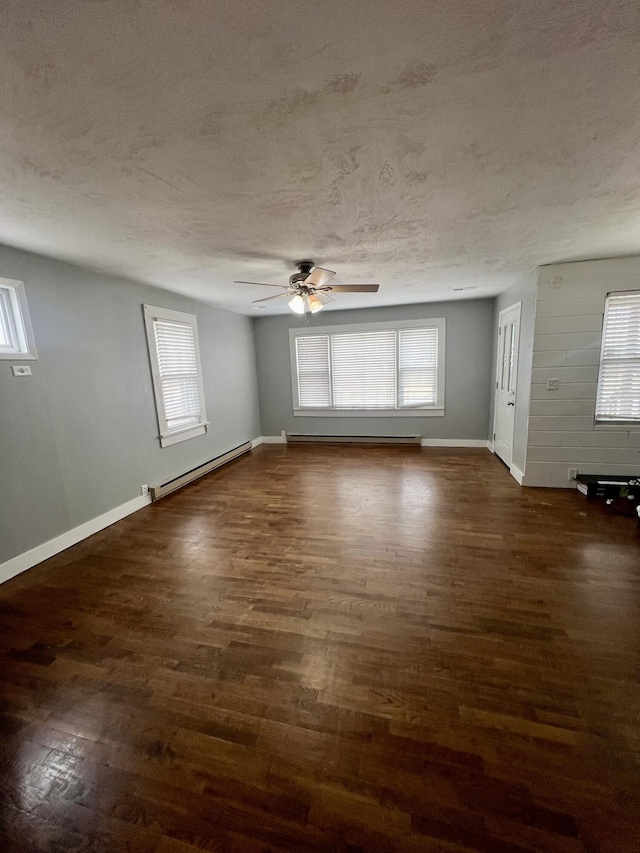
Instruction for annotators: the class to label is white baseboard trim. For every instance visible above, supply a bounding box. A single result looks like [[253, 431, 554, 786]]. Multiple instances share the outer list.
[[510, 464, 525, 485], [420, 439, 491, 448], [250, 436, 263, 448], [260, 435, 287, 444], [521, 475, 576, 489], [488, 441, 494, 453], [0, 494, 152, 586]]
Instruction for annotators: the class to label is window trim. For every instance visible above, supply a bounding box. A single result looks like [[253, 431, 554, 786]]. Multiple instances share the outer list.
[[0, 277, 38, 360], [143, 304, 209, 447], [289, 317, 445, 417], [595, 290, 640, 426]]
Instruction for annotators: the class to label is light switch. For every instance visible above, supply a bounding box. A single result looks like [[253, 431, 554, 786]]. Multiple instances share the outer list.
[[12, 365, 32, 376], [546, 378, 560, 390]]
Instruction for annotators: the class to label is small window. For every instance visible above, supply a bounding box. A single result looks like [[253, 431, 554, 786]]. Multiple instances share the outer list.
[[144, 304, 208, 447], [290, 318, 445, 416], [596, 290, 640, 423], [0, 277, 37, 360]]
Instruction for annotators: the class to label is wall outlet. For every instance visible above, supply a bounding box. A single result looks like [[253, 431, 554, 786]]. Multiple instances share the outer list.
[[141, 484, 149, 496], [568, 467, 578, 481], [12, 365, 32, 376], [546, 378, 560, 391]]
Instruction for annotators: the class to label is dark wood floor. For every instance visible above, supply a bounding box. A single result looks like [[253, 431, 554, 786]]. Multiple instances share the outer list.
[[1, 445, 639, 853]]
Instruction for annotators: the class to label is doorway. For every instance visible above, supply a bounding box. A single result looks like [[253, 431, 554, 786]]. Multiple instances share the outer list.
[[493, 302, 521, 469]]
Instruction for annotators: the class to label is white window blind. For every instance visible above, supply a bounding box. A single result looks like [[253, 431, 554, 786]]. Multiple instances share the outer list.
[[398, 327, 438, 407], [596, 290, 640, 422], [331, 329, 396, 409], [0, 287, 19, 351], [0, 278, 37, 360], [296, 335, 331, 407], [292, 320, 444, 414], [144, 305, 208, 446], [153, 318, 202, 431]]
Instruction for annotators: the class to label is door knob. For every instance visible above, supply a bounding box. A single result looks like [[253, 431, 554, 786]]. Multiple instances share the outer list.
[[507, 401, 515, 406]]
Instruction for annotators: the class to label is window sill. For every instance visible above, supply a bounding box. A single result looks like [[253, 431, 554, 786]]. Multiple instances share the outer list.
[[294, 409, 445, 418], [160, 423, 208, 447], [0, 352, 37, 360], [593, 422, 640, 433]]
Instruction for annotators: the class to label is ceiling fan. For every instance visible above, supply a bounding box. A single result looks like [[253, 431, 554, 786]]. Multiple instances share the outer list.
[[235, 261, 379, 314]]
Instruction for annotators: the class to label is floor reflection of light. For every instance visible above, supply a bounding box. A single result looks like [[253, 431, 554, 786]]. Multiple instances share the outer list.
[[399, 472, 440, 515], [581, 542, 637, 570], [307, 465, 440, 550], [16, 725, 97, 814]]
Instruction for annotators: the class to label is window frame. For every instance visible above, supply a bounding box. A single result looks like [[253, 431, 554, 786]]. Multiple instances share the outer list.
[[595, 289, 640, 426], [289, 317, 445, 417], [143, 304, 209, 447], [0, 277, 38, 360]]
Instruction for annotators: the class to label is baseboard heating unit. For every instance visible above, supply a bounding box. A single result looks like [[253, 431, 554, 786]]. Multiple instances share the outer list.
[[285, 434, 421, 446], [150, 441, 251, 501]]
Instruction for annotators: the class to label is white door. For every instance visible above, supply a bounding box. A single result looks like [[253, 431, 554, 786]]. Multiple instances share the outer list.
[[493, 302, 521, 468]]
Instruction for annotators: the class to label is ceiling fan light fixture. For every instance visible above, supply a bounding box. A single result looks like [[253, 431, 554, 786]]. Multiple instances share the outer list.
[[306, 293, 324, 313], [288, 293, 306, 314], [240, 261, 380, 311]]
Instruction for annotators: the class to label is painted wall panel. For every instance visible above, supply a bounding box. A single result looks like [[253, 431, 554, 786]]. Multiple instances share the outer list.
[[530, 383, 597, 400], [531, 349, 602, 368], [528, 446, 640, 464], [560, 431, 631, 448], [523, 257, 640, 488], [529, 400, 596, 416], [529, 415, 597, 432], [527, 431, 562, 447], [533, 332, 601, 352], [0, 244, 260, 564], [531, 366, 599, 384], [535, 297, 608, 318], [535, 314, 604, 335]]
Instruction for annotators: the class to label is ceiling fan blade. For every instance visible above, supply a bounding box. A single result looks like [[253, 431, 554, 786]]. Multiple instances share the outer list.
[[317, 291, 335, 303], [234, 280, 290, 289], [324, 284, 380, 293], [304, 267, 336, 288], [252, 292, 292, 303]]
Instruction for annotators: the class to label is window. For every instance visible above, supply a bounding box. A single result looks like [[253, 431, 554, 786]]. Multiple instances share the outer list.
[[144, 304, 208, 446], [596, 291, 640, 423], [0, 277, 37, 360], [290, 318, 445, 416]]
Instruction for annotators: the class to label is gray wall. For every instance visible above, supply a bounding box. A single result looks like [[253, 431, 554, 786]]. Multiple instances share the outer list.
[[253, 299, 494, 440], [489, 269, 537, 474], [525, 258, 640, 487], [0, 244, 260, 564]]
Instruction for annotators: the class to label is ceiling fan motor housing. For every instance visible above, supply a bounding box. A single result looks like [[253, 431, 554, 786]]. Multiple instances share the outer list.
[[290, 260, 315, 288]]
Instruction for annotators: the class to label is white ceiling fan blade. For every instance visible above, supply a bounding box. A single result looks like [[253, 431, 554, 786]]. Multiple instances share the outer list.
[[252, 292, 292, 303], [234, 280, 290, 289], [304, 267, 336, 288], [324, 284, 379, 293]]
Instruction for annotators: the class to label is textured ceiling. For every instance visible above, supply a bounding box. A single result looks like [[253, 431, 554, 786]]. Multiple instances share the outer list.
[[1, 1, 639, 314]]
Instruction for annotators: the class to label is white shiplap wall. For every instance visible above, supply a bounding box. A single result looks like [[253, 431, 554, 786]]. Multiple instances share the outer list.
[[524, 258, 640, 488]]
